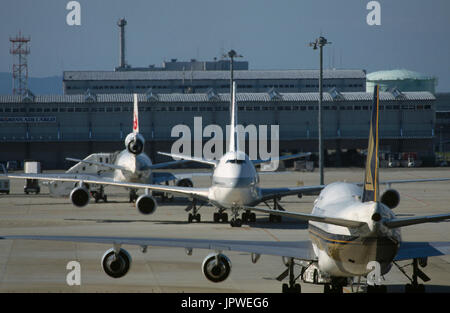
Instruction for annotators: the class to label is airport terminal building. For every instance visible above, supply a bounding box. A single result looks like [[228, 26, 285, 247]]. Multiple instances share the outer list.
[[0, 88, 436, 169], [63, 68, 366, 95]]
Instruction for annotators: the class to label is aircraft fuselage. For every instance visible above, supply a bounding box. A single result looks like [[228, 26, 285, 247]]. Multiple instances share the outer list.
[[208, 151, 262, 208], [309, 182, 401, 277], [114, 149, 153, 184]]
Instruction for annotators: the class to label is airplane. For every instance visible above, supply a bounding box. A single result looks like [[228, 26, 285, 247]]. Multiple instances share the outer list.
[[4, 83, 450, 227], [2, 85, 450, 293], [2, 83, 317, 226], [5, 94, 196, 206]]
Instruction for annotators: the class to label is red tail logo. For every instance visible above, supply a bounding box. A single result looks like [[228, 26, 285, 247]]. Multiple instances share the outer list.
[[133, 113, 138, 131]]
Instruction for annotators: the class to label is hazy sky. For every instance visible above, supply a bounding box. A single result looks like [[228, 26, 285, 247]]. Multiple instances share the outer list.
[[1, 0, 449, 91]]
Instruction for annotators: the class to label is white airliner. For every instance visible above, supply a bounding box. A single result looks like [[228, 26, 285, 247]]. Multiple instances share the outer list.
[[2, 83, 316, 226], [5, 94, 195, 207], [5, 83, 449, 227], [2, 85, 450, 293]]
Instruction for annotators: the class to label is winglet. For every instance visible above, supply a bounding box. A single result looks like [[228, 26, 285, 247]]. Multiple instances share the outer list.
[[229, 82, 238, 152], [133, 93, 139, 134], [362, 85, 380, 202]]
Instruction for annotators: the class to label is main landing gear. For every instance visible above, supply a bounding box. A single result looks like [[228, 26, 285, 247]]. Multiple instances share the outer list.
[[277, 258, 301, 293], [129, 189, 138, 203], [228, 207, 256, 227], [213, 210, 228, 223], [323, 278, 348, 294], [265, 197, 284, 223], [394, 258, 429, 293], [186, 198, 204, 223], [242, 210, 256, 224], [91, 186, 107, 203]]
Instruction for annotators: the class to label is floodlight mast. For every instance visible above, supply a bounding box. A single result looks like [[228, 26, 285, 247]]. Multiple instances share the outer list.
[[309, 36, 331, 185], [223, 49, 243, 100]]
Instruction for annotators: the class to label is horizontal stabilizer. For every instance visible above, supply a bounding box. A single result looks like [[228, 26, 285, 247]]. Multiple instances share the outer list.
[[248, 207, 367, 228], [384, 213, 450, 229]]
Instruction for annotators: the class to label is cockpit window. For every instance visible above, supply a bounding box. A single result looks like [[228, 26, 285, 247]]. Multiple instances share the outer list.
[[226, 159, 245, 164]]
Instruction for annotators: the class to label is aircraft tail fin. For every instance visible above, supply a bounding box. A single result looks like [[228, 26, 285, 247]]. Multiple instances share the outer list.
[[229, 82, 238, 152], [362, 85, 380, 203], [133, 93, 139, 134]]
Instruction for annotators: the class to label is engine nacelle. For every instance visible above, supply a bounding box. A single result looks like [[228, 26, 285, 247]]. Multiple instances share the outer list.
[[201, 253, 232, 283], [101, 248, 132, 278], [381, 189, 400, 209], [176, 178, 193, 188], [136, 194, 157, 215], [125, 133, 145, 155], [70, 186, 90, 207]]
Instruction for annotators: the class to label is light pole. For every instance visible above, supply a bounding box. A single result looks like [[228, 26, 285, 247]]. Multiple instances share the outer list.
[[223, 49, 243, 101], [309, 36, 331, 185]]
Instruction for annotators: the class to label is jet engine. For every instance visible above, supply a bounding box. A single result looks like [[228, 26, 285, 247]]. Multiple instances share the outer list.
[[70, 186, 90, 207], [176, 178, 193, 188], [125, 133, 145, 155], [101, 248, 132, 278], [380, 189, 400, 209], [136, 194, 157, 215], [201, 253, 232, 283]]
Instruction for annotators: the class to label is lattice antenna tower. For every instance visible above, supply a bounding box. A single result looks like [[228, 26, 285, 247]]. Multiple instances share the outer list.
[[10, 31, 30, 95]]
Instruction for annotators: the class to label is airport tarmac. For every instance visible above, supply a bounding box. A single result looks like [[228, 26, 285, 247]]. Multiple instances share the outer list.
[[0, 167, 449, 293]]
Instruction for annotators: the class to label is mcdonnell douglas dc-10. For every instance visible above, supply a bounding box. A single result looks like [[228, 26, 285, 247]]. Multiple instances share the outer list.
[[4, 94, 197, 205]]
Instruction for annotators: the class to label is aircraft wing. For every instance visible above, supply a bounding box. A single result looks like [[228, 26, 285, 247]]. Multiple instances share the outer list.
[[157, 151, 218, 167], [395, 241, 450, 261], [357, 178, 450, 187], [258, 177, 450, 200], [2, 173, 210, 201], [148, 159, 191, 170], [2, 172, 115, 184], [66, 157, 129, 172], [260, 185, 325, 201], [246, 206, 367, 228], [152, 171, 213, 184], [252, 152, 312, 166], [0, 235, 316, 261]]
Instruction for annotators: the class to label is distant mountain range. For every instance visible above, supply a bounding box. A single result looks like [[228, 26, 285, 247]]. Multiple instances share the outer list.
[[0, 72, 62, 95]]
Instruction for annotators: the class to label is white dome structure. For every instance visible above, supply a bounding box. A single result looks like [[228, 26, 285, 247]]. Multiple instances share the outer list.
[[366, 69, 437, 93]]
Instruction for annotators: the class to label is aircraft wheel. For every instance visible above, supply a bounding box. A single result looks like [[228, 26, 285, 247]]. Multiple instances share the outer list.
[[231, 218, 242, 227], [188, 213, 193, 223], [213, 213, 219, 223], [230, 218, 242, 227], [223, 213, 228, 223]]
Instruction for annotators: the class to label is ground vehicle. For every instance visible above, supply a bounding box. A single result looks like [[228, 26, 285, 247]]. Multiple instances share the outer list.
[[24, 161, 41, 194], [0, 179, 10, 194]]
